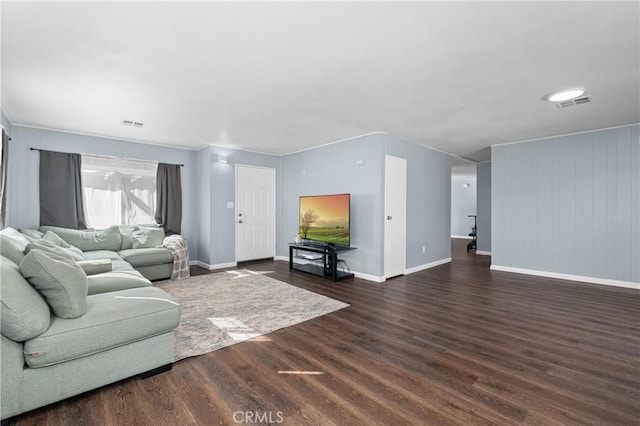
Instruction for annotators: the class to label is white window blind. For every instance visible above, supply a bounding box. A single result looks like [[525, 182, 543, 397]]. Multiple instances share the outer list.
[[81, 155, 158, 229]]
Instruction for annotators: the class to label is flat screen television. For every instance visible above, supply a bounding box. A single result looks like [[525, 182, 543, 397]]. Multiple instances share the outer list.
[[299, 193, 350, 247]]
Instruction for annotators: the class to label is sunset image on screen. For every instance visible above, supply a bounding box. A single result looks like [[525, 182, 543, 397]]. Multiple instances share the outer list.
[[299, 194, 350, 246]]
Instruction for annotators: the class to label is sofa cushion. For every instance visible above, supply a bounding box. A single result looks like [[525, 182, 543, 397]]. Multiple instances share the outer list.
[[25, 240, 76, 262], [0, 234, 26, 265], [0, 227, 31, 251], [19, 228, 44, 240], [87, 270, 151, 295], [111, 259, 136, 271], [76, 259, 112, 276], [118, 248, 173, 267], [42, 231, 85, 260], [0, 257, 51, 342], [81, 250, 122, 261], [39, 225, 122, 252], [19, 251, 88, 319], [118, 225, 138, 250], [131, 226, 165, 249], [23, 287, 180, 368]]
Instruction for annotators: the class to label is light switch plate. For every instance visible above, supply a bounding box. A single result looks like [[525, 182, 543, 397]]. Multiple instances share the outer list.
[[227, 201, 234, 209]]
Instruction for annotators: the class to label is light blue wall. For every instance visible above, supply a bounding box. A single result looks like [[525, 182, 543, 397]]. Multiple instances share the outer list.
[[5, 126, 200, 258], [385, 135, 452, 268], [476, 162, 491, 252], [492, 125, 639, 283], [280, 134, 386, 276], [451, 179, 476, 237], [206, 147, 281, 266], [3, 121, 453, 278]]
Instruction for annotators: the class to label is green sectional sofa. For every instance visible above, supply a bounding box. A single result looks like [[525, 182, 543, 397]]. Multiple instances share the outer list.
[[0, 227, 181, 421], [39, 225, 175, 281]]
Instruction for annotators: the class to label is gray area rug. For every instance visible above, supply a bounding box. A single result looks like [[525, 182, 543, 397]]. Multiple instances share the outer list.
[[155, 269, 349, 361]]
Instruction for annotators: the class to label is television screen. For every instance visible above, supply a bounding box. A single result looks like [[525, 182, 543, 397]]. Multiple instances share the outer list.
[[299, 193, 350, 247]]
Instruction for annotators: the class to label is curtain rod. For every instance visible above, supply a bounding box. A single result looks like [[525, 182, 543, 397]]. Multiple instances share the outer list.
[[29, 148, 184, 167]]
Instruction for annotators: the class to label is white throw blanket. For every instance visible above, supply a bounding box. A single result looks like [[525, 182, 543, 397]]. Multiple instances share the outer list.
[[162, 235, 190, 280]]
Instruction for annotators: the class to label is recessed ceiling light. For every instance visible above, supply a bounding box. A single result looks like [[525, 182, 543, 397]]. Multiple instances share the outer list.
[[546, 88, 585, 102]]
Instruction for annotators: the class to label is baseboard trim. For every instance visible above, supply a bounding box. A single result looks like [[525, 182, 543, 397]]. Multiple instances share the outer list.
[[476, 251, 492, 256], [353, 272, 386, 283], [451, 235, 472, 240], [405, 257, 452, 275], [490, 265, 640, 290], [192, 260, 238, 271]]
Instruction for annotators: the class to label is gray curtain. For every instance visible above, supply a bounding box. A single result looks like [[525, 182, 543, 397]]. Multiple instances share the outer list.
[[0, 129, 9, 228], [155, 163, 182, 235], [39, 150, 87, 229]]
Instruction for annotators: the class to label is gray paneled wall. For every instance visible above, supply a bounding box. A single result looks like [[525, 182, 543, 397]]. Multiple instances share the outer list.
[[492, 125, 639, 284], [476, 162, 491, 253], [451, 179, 476, 238]]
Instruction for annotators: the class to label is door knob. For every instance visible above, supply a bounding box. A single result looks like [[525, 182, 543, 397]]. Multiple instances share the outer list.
[[238, 220, 243, 224]]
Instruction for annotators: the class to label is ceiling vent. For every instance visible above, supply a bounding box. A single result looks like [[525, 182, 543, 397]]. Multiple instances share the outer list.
[[555, 96, 591, 109], [122, 120, 144, 127]]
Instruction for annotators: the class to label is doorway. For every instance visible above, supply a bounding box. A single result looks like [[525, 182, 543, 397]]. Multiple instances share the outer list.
[[235, 165, 276, 262], [384, 155, 407, 278]]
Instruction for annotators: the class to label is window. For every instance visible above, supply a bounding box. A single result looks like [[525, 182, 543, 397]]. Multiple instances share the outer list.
[[81, 155, 157, 229]]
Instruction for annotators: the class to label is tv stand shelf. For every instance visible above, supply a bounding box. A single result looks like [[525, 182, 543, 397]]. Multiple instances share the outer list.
[[288, 243, 355, 282]]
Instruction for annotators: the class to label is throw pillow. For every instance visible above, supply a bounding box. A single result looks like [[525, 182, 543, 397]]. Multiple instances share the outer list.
[[25, 240, 76, 262], [42, 231, 85, 260], [131, 226, 165, 249], [0, 257, 51, 341], [43, 230, 71, 248], [19, 250, 88, 319]]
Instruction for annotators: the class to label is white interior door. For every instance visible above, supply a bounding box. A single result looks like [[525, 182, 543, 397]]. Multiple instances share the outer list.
[[384, 155, 407, 278], [236, 165, 276, 262]]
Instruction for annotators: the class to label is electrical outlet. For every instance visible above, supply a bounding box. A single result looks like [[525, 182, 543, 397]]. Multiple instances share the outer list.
[[422, 246, 426, 254]]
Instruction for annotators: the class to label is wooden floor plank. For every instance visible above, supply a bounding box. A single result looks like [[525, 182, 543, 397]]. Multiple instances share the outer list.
[[8, 239, 639, 425]]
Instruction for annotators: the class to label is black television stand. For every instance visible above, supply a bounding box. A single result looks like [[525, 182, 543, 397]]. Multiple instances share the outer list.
[[288, 243, 355, 282]]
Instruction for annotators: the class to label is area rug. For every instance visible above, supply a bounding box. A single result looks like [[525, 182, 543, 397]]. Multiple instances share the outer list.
[[154, 269, 349, 361]]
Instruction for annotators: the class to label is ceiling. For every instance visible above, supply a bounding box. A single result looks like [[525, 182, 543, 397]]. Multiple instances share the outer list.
[[2, 2, 639, 171]]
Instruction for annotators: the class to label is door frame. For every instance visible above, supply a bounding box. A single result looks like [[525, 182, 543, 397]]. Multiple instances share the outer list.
[[235, 164, 277, 262]]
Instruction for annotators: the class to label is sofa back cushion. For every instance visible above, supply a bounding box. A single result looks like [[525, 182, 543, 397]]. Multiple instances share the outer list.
[[0, 256, 51, 341], [39, 225, 122, 252], [131, 226, 165, 249], [0, 234, 26, 265], [20, 250, 88, 319], [118, 225, 138, 250], [19, 228, 44, 240], [0, 227, 31, 251]]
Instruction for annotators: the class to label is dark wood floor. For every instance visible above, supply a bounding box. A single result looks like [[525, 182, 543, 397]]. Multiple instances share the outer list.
[[10, 239, 640, 425]]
